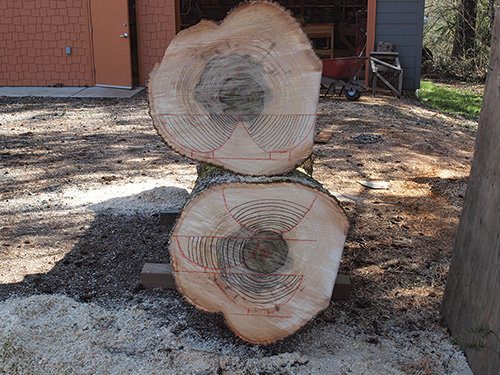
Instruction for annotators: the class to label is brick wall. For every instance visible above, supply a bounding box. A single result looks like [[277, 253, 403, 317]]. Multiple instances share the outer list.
[[0, 0, 177, 87], [136, 0, 177, 86], [0, 0, 93, 87]]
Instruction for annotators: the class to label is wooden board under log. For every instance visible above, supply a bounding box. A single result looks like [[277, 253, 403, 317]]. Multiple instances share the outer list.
[[140, 263, 351, 300], [149, 2, 322, 176], [169, 167, 349, 344]]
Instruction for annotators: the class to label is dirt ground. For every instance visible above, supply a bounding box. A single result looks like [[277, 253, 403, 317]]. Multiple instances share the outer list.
[[0, 90, 476, 374]]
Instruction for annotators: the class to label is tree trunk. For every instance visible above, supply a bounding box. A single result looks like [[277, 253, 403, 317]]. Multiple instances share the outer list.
[[149, 2, 322, 176], [490, 0, 496, 31], [442, 1, 500, 373], [452, 0, 478, 58], [169, 165, 349, 344]]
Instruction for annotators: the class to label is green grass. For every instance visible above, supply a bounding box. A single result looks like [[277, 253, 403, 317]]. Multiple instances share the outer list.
[[417, 80, 483, 119]]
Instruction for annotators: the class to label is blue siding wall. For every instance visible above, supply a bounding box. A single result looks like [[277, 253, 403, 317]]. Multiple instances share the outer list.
[[375, 0, 425, 90]]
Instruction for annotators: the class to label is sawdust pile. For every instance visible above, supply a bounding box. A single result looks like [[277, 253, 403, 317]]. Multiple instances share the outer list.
[[0, 295, 471, 374]]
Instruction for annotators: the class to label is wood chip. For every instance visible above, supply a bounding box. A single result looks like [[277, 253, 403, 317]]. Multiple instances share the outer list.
[[357, 181, 390, 189], [314, 129, 334, 144]]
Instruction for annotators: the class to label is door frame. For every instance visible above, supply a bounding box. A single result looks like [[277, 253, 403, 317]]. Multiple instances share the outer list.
[[86, 0, 96, 87]]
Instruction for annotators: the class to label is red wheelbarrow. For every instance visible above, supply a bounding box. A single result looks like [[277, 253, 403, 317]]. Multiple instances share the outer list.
[[321, 56, 367, 101]]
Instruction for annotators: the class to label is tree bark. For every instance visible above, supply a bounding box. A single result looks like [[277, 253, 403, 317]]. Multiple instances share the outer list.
[[169, 166, 349, 344], [442, 1, 500, 373], [149, 2, 322, 176], [452, 0, 478, 58]]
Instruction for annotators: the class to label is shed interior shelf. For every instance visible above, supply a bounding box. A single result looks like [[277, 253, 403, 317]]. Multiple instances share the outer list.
[[180, 0, 368, 58]]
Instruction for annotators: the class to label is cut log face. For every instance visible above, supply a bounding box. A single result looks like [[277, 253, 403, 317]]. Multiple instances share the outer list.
[[170, 182, 348, 344], [149, 2, 322, 176]]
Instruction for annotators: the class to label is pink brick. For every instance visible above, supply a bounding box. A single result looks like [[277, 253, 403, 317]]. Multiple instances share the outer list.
[[67, 7, 80, 17], [24, 1, 36, 9], [25, 24, 36, 34], [52, 16, 64, 25]]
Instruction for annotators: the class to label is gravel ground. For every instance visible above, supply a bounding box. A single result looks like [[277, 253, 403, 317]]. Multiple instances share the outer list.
[[0, 91, 475, 374]]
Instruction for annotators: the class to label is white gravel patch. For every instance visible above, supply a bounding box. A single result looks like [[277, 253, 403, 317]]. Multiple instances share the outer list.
[[1, 177, 193, 216]]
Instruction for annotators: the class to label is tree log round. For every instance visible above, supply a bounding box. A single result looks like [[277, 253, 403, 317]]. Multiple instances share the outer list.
[[149, 2, 322, 176], [170, 167, 349, 344]]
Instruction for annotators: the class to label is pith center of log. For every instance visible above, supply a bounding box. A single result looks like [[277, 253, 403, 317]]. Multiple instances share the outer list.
[[239, 231, 289, 274], [194, 54, 270, 118]]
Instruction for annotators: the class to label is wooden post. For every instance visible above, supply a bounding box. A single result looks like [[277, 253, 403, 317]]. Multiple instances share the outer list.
[[365, 0, 377, 84], [442, 2, 500, 373]]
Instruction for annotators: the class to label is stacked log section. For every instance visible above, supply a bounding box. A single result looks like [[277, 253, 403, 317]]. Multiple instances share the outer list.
[[170, 169, 349, 344], [149, 1, 322, 176]]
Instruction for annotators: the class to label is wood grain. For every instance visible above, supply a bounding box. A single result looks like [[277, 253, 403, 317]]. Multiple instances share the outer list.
[[169, 175, 348, 344], [149, 2, 322, 175]]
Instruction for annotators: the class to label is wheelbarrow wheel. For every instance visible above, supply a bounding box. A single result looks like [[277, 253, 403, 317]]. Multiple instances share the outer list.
[[344, 87, 361, 101]]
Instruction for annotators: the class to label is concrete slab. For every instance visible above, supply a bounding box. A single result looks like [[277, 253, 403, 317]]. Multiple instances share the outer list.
[[72, 86, 145, 98], [0, 86, 86, 97], [0, 86, 145, 98]]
